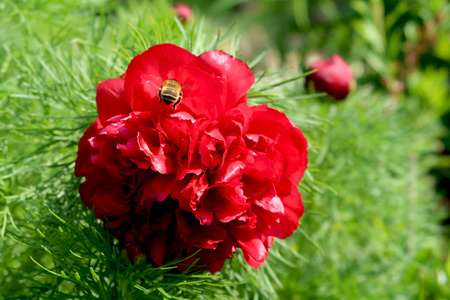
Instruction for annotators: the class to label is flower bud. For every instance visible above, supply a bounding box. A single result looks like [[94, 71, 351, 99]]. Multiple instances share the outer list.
[[173, 3, 193, 22], [306, 54, 354, 100]]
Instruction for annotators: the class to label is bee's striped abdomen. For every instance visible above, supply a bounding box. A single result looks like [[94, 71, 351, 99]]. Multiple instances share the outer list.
[[158, 79, 183, 110]]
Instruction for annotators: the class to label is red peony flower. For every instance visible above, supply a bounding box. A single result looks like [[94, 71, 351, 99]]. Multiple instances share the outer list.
[[172, 3, 193, 22], [75, 44, 308, 274], [306, 54, 354, 100]]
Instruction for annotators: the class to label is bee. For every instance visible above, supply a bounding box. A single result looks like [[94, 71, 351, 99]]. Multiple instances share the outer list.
[[158, 79, 183, 110]]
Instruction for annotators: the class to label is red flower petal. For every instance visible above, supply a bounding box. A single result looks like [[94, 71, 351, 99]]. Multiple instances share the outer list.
[[142, 174, 176, 202], [167, 65, 223, 119], [80, 177, 131, 218], [248, 105, 308, 183], [182, 173, 209, 209], [129, 81, 163, 113], [203, 185, 250, 223], [137, 128, 177, 174], [200, 236, 235, 274], [75, 122, 98, 177], [159, 112, 195, 156], [252, 176, 304, 238], [150, 231, 167, 266], [176, 209, 227, 249], [96, 78, 131, 122], [211, 160, 245, 184], [246, 155, 276, 181], [195, 50, 255, 113], [176, 158, 205, 180], [229, 227, 268, 268], [276, 175, 305, 237], [125, 44, 196, 108], [220, 104, 253, 137]]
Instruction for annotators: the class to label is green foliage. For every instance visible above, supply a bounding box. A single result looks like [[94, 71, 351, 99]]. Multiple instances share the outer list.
[[408, 67, 450, 115], [0, 0, 447, 299]]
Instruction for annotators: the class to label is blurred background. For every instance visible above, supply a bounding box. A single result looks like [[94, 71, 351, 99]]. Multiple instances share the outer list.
[[185, 0, 449, 100]]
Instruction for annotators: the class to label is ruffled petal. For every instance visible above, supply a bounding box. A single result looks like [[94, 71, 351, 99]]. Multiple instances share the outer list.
[[200, 236, 235, 274], [142, 174, 176, 202], [211, 160, 245, 184], [195, 50, 255, 113], [229, 227, 268, 267], [248, 105, 308, 183], [252, 176, 304, 238], [276, 175, 305, 237], [203, 185, 250, 223], [176, 209, 227, 249], [137, 128, 177, 174]]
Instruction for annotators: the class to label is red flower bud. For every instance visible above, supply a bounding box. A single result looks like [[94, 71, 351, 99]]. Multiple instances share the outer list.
[[173, 3, 193, 22], [306, 54, 354, 100]]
